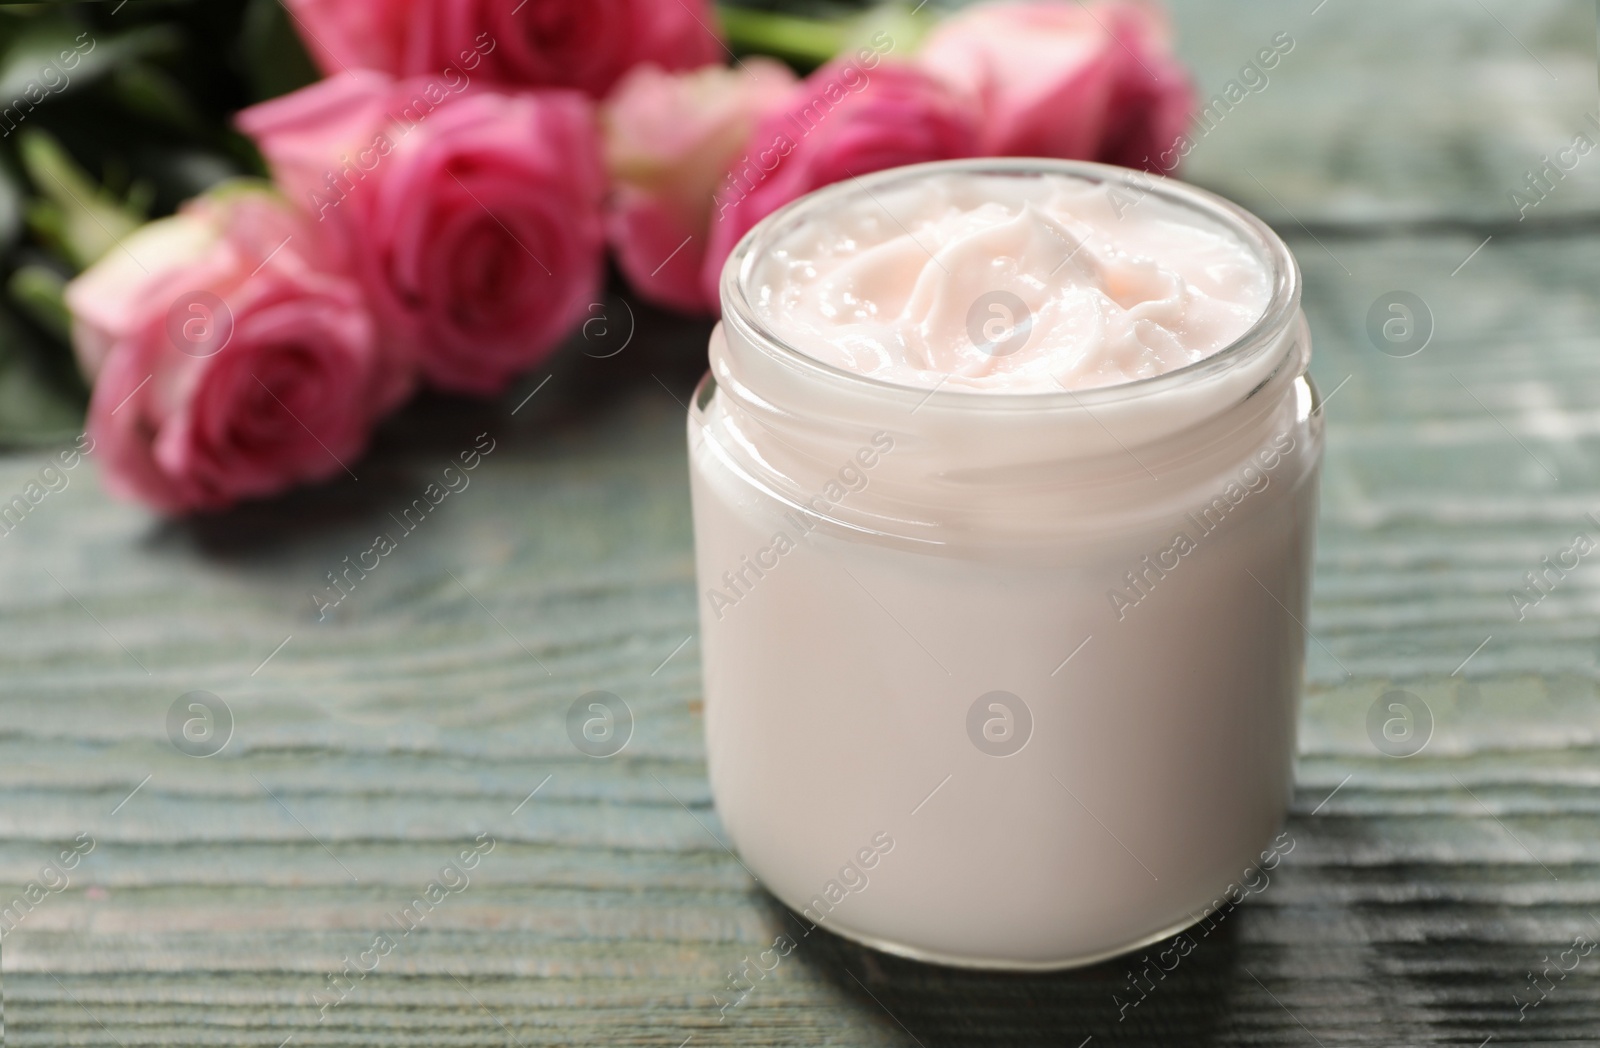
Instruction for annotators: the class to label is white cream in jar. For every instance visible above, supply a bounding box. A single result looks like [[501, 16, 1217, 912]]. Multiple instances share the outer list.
[[689, 159, 1322, 969], [747, 170, 1271, 393]]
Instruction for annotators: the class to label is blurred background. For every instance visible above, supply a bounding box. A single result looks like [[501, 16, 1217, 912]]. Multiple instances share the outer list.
[[0, 0, 1592, 446]]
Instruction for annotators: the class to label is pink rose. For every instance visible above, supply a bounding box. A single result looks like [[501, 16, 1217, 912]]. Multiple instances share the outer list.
[[702, 60, 981, 307], [275, 0, 412, 76], [918, 0, 1194, 171], [282, 0, 724, 98], [65, 186, 402, 514], [603, 59, 796, 313], [239, 75, 606, 396]]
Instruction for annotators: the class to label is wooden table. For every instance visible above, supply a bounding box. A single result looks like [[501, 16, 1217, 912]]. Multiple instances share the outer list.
[[4, 1, 1598, 1043]]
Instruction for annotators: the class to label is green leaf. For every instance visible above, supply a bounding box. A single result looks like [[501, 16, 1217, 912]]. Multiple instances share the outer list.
[[715, 3, 935, 69], [0, 158, 22, 253], [717, 6, 848, 68], [109, 60, 207, 135], [8, 263, 69, 343], [240, 0, 320, 102], [0, 304, 85, 448], [0, 19, 91, 103], [840, 4, 936, 56], [18, 128, 145, 271], [0, 19, 180, 107]]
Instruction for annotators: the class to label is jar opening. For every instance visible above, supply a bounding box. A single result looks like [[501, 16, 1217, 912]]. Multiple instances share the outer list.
[[720, 157, 1300, 411]]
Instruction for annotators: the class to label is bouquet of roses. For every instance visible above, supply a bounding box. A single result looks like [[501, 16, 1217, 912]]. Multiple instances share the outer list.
[[59, 0, 1193, 513]]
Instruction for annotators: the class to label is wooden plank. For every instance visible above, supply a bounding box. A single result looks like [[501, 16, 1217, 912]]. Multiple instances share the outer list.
[[0, 230, 1596, 1046], [1173, 0, 1600, 226], [2, 1, 1599, 1044]]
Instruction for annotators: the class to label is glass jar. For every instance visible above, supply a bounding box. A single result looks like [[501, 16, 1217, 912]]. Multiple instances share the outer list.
[[688, 158, 1322, 970]]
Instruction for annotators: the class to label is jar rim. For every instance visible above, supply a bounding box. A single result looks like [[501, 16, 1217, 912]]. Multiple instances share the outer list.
[[719, 157, 1301, 411]]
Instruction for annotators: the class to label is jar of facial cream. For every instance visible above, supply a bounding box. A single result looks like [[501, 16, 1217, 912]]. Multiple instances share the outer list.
[[688, 158, 1322, 969]]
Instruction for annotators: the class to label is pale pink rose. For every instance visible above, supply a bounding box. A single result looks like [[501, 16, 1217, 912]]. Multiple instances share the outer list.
[[701, 60, 982, 307], [282, 0, 723, 98], [65, 186, 402, 514], [918, 0, 1194, 171], [239, 76, 606, 396], [603, 59, 796, 313]]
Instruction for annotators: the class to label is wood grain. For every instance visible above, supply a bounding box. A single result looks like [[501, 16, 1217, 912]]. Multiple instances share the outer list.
[[2, 1, 1599, 1044]]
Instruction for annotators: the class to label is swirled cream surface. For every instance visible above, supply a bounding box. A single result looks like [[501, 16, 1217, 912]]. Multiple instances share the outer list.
[[747, 172, 1271, 392]]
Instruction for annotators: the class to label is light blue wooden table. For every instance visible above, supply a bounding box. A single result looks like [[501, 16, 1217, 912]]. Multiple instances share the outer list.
[[2, 1, 1598, 1043]]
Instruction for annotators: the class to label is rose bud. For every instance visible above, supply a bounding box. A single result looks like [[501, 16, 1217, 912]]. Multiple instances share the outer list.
[[603, 59, 796, 313], [917, 0, 1195, 171]]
